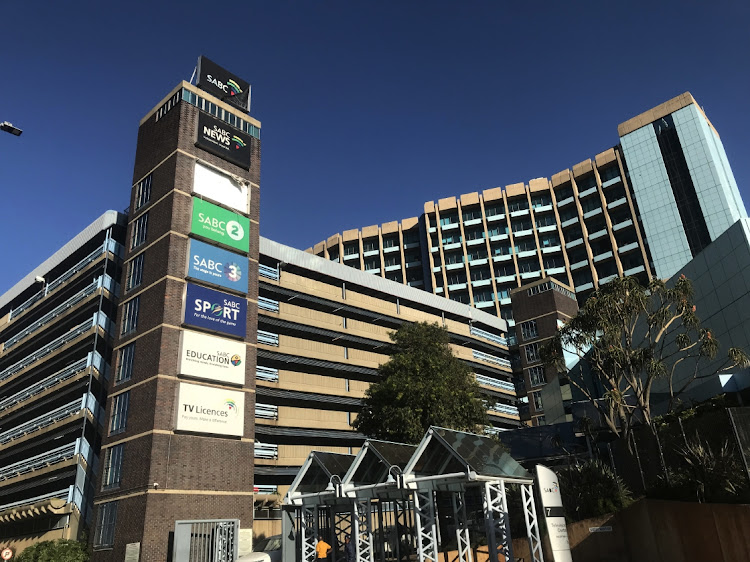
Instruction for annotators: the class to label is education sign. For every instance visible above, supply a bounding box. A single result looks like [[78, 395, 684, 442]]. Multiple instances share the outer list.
[[191, 197, 250, 253], [187, 238, 248, 293], [196, 56, 250, 111], [175, 382, 244, 437], [179, 329, 246, 386], [184, 283, 247, 339], [195, 112, 252, 170], [536, 465, 572, 562]]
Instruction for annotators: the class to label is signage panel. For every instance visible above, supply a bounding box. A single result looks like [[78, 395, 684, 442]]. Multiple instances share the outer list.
[[194, 161, 249, 214], [176, 382, 245, 437], [184, 283, 247, 338], [179, 329, 246, 385], [188, 238, 248, 293], [536, 465, 573, 562], [197, 56, 250, 111], [195, 112, 252, 170], [191, 198, 250, 252]]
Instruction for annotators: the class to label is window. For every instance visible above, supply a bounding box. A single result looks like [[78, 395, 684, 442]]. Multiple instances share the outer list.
[[467, 249, 487, 262], [529, 366, 546, 387], [531, 194, 552, 208], [125, 254, 144, 292], [492, 244, 511, 256], [121, 297, 139, 335], [444, 252, 463, 265], [518, 259, 540, 273], [528, 282, 551, 296], [520, 320, 538, 341], [447, 273, 466, 285], [485, 204, 504, 217], [556, 184, 573, 200], [364, 258, 379, 270], [539, 234, 560, 248], [110, 392, 130, 435], [383, 236, 398, 248], [462, 208, 482, 221], [440, 214, 458, 226], [544, 256, 565, 269], [577, 174, 596, 191], [403, 231, 420, 244], [507, 199, 528, 212], [102, 444, 124, 489], [130, 213, 148, 250], [450, 292, 470, 304], [384, 255, 400, 267], [525, 343, 541, 364], [531, 391, 544, 411], [515, 239, 536, 253], [500, 308, 514, 322], [362, 239, 377, 252], [474, 290, 494, 303], [442, 233, 462, 245], [116, 344, 135, 384], [344, 243, 358, 256], [470, 268, 491, 281], [581, 198, 600, 213], [512, 219, 532, 232], [465, 228, 484, 241], [94, 501, 118, 548], [599, 165, 620, 182], [496, 263, 515, 277], [535, 214, 556, 228], [134, 174, 152, 210], [497, 287, 511, 300]]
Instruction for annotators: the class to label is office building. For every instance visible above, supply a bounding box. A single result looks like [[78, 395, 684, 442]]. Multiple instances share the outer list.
[[0, 212, 125, 554]]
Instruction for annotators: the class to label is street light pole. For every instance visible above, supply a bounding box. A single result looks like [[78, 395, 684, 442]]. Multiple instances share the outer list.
[[1, 121, 22, 136]]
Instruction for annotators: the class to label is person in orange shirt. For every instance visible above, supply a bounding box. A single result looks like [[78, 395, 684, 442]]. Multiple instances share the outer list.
[[316, 535, 332, 562]]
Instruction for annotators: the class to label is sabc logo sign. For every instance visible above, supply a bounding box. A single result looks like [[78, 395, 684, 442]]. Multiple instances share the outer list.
[[191, 198, 250, 252], [188, 238, 248, 293], [184, 283, 247, 338], [195, 112, 251, 170]]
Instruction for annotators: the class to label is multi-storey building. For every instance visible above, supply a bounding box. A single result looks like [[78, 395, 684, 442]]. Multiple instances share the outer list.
[[0, 212, 125, 554], [308, 93, 746, 326]]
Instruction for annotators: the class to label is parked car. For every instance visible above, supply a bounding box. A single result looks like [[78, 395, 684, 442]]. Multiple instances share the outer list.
[[239, 534, 282, 562]]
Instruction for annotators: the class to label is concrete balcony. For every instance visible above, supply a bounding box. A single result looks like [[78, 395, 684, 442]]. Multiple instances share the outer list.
[[468, 258, 488, 266], [565, 238, 584, 249], [545, 267, 567, 275], [618, 241, 640, 254], [464, 218, 483, 226], [510, 209, 530, 218], [489, 233, 509, 242], [516, 250, 537, 259], [513, 229, 534, 238], [537, 225, 558, 233], [602, 175, 622, 188], [607, 197, 628, 210], [521, 271, 542, 280], [575, 282, 594, 292], [441, 223, 459, 231], [578, 186, 598, 199], [492, 254, 512, 262], [589, 229, 608, 240], [570, 259, 589, 271], [557, 196, 575, 208], [495, 275, 516, 283], [542, 245, 562, 254], [613, 219, 634, 231], [466, 238, 486, 246], [363, 249, 379, 257], [446, 262, 464, 270], [593, 251, 613, 263], [583, 207, 602, 219], [624, 265, 646, 276], [486, 214, 506, 222]]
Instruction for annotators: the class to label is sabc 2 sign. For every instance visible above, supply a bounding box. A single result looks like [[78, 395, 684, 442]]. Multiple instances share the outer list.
[[191, 198, 250, 252], [179, 330, 246, 385], [176, 382, 245, 437], [184, 283, 247, 338], [187, 238, 248, 293], [195, 112, 252, 170]]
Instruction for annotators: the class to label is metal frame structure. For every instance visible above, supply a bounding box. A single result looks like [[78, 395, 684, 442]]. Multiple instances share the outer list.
[[284, 427, 546, 562]]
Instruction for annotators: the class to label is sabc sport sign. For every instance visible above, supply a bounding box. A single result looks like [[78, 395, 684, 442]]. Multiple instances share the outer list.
[[191, 198, 250, 252], [187, 238, 248, 293], [196, 56, 250, 111], [195, 112, 252, 170], [179, 329, 246, 386], [184, 283, 247, 338], [176, 382, 245, 437]]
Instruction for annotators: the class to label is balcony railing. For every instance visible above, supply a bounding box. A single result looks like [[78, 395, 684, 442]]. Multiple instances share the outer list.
[[9, 238, 121, 321], [0, 393, 98, 445], [259, 264, 280, 281], [255, 403, 279, 420], [254, 485, 279, 495], [258, 297, 280, 312], [4, 275, 115, 351], [472, 350, 512, 368], [0, 442, 77, 481], [475, 374, 515, 392], [258, 331, 280, 346], [254, 443, 278, 459], [0, 488, 70, 512], [469, 326, 507, 346], [0, 313, 108, 385], [256, 366, 280, 382], [489, 403, 520, 416]]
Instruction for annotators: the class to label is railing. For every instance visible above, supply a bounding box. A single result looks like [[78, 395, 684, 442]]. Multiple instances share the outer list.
[[0, 442, 77, 481], [258, 297, 280, 312], [472, 350, 512, 368], [9, 239, 121, 321], [254, 485, 279, 495], [256, 366, 280, 382], [4, 275, 115, 351], [489, 403, 520, 416], [259, 264, 280, 281], [475, 374, 515, 392], [255, 403, 279, 420], [0, 353, 99, 411], [257, 330, 279, 346], [470, 326, 507, 346], [0, 314, 107, 385], [254, 443, 278, 459], [0, 393, 98, 445], [0, 488, 70, 512]]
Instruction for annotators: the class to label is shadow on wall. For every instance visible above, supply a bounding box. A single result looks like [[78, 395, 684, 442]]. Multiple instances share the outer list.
[[512, 498, 750, 562]]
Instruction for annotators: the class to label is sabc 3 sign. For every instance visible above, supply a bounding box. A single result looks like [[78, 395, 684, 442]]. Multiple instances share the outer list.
[[184, 283, 247, 338], [191, 198, 250, 252], [187, 238, 248, 293]]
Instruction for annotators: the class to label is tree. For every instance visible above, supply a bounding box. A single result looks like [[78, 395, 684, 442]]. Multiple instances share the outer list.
[[15, 540, 89, 562], [542, 275, 748, 451], [353, 322, 488, 443]]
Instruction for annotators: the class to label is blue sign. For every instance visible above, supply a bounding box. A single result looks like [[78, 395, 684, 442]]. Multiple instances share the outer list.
[[188, 239, 248, 293], [185, 283, 247, 338]]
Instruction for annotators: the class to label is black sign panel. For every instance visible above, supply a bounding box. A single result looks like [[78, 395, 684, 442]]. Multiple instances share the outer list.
[[195, 112, 252, 170], [197, 56, 250, 111]]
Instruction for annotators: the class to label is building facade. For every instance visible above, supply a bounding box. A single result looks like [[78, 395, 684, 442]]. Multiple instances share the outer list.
[[0, 212, 125, 554], [308, 93, 746, 325]]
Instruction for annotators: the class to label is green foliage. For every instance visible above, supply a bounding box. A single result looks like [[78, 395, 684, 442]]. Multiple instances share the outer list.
[[557, 460, 634, 522], [15, 540, 89, 562], [353, 322, 488, 443], [670, 435, 746, 503]]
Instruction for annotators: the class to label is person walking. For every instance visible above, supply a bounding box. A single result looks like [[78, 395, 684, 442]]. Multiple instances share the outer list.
[[316, 535, 332, 562], [344, 535, 355, 562]]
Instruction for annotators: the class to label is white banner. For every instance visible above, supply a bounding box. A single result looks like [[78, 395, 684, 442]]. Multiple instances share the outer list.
[[536, 465, 572, 562], [176, 383, 245, 437], [193, 161, 249, 214], [179, 329, 246, 385]]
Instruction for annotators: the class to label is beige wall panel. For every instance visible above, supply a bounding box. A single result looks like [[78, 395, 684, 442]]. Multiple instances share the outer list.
[[402, 217, 419, 229], [349, 380, 370, 393], [274, 406, 352, 430], [252, 520, 280, 540], [482, 187, 503, 202], [617, 92, 695, 136], [398, 305, 442, 324], [528, 178, 550, 192], [277, 445, 353, 467], [572, 159, 593, 177], [594, 148, 617, 168], [275, 370, 350, 394], [326, 234, 341, 248], [345, 290, 398, 316], [505, 183, 526, 197], [346, 318, 392, 338], [424, 201, 435, 213], [362, 225, 379, 237], [551, 170, 571, 187], [347, 348, 386, 364], [443, 318, 471, 338], [460, 192, 480, 206], [277, 335, 347, 360], [281, 272, 343, 301], [437, 197, 457, 210], [342, 229, 359, 242], [381, 221, 398, 234]]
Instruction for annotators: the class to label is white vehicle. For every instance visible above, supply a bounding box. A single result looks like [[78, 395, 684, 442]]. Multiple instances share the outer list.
[[239, 535, 282, 562]]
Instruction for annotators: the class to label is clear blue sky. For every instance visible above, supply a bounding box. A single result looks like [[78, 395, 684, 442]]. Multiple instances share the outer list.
[[1, 1, 749, 296]]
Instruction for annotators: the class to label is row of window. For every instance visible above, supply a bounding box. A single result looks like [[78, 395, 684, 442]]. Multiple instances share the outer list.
[[527, 280, 576, 299]]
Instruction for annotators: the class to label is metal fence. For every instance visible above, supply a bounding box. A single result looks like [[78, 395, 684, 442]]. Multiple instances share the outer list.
[[174, 519, 239, 562]]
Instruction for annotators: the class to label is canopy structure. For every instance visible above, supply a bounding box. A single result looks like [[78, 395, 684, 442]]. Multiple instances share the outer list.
[[283, 427, 544, 562]]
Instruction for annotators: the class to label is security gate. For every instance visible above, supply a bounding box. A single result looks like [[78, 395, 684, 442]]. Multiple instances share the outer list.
[[174, 519, 239, 562]]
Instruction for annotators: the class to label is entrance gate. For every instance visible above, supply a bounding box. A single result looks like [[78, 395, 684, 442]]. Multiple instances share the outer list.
[[174, 519, 239, 562]]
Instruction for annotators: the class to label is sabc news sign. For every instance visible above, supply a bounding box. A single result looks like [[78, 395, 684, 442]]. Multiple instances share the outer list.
[[184, 283, 247, 338], [187, 238, 248, 293], [191, 198, 250, 252], [195, 112, 252, 170]]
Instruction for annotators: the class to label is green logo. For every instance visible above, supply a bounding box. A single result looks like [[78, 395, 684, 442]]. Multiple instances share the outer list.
[[191, 198, 250, 252]]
